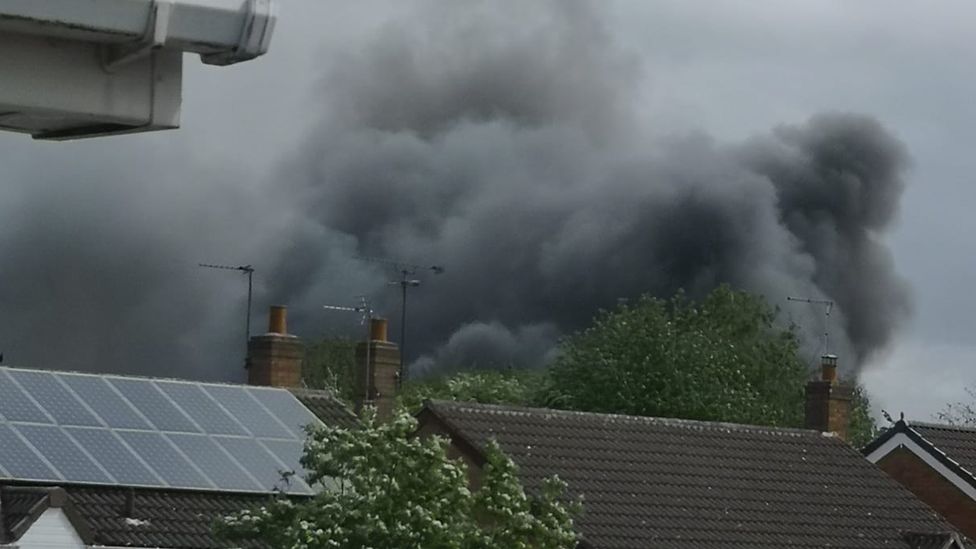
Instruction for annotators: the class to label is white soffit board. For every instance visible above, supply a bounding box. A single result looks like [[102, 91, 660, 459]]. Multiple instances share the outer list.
[[0, 0, 277, 65]]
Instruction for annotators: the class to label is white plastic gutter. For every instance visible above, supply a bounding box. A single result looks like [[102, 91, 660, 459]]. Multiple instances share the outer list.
[[0, 0, 276, 65]]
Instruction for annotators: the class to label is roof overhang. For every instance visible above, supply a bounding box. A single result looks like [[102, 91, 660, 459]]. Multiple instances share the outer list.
[[0, 487, 93, 545], [865, 421, 976, 501], [0, 0, 277, 66], [0, 0, 277, 140]]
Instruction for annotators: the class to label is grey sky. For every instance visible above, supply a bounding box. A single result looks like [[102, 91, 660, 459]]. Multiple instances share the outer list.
[[1, 1, 972, 421]]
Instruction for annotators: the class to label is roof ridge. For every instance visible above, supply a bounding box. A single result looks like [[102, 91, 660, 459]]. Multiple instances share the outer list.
[[426, 399, 821, 438], [908, 419, 976, 433], [0, 365, 275, 390]]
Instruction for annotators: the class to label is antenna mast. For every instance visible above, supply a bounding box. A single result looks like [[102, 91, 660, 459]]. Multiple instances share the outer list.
[[786, 296, 834, 356], [199, 263, 255, 347], [356, 256, 444, 384], [323, 297, 374, 405]]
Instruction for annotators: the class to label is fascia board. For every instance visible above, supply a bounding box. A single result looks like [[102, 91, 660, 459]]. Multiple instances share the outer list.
[[0, 0, 275, 63], [866, 431, 976, 501]]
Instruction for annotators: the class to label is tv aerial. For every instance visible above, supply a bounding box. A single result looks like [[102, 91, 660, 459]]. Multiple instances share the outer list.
[[355, 256, 444, 383], [199, 263, 255, 347], [323, 296, 374, 404], [786, 296, 834, 356]]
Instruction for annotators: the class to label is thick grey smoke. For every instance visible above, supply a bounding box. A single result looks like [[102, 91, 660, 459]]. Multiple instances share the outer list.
[[0, 1, 910, 381]]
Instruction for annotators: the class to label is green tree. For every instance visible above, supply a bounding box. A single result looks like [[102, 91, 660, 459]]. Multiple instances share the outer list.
[[398, 370, 543, 413], [546, 286, 806, 426], [848, 384, 880, 448], [217, 410, 579, 549], [545, 285, 878, 443], [303, 337, 358, 405]]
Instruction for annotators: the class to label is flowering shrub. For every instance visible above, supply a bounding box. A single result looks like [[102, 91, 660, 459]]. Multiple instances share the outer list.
[[217, 409, 579, 549]]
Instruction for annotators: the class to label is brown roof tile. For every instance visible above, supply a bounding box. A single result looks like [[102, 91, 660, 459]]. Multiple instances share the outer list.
[[909, 423, 976, 478], [63, 486, 274, 548], [423, 400, 958, 549], [289, 387, 357, 428]]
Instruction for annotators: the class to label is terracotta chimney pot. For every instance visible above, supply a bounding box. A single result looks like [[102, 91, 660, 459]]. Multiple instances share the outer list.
[[247, 306, 304, 388]]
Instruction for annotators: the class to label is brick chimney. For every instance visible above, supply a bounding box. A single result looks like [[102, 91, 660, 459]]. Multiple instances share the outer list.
[[246, 305, 305, 388], [354, 318, 400, 420], [805, 354, 852, 440]]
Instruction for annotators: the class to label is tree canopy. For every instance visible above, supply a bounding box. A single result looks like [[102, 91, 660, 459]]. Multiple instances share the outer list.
[[405, 287, 878, 446], [217, 410, 579, 549], [305, 286, 878, 447], [398, 370, 543, 413], [546, 286, 807, 426]]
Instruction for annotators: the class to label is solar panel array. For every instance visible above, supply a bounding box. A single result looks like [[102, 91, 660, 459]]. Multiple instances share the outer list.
[[0, 367, 321, 495]]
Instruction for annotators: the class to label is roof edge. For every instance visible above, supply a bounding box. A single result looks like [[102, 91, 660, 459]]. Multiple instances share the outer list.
[[425, 399, 824, 438], [1, 487, 92, 544], [416, 401, 489, 468], [865, 421, 976, 495]]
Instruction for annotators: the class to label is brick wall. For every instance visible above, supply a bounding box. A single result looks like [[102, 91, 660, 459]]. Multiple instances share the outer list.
[[805, 380, 852, 441], [876, 447, 976, 538], [246, 334, 305, 388], [415, 416, 484, 490], [355, 340, 400, 420]]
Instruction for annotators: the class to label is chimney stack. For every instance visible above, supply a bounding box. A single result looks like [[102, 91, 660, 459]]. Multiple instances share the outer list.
[[804, 354, 852, 441], [246, 306, 305, 388], [355, 317, 400, 420]]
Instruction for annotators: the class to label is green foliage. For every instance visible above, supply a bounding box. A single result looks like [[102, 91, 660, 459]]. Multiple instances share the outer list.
[[546, 286, 808, 426], [217, 410, 579, 549], [848, 384, 880, 448], [303, 337, 358, 405], [398, 370, 544, 413]]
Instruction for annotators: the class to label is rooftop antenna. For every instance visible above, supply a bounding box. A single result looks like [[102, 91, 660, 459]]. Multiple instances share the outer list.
[[323, 296, 374, 405], [199, 263, 255, 347], [356, 256, 444, 384], [786, 296, 834, 357]]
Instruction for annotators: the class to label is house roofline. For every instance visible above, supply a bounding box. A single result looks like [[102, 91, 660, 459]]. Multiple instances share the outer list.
[[864, 420, 976, 498], [1, 486, 93, 544], [415, 400, 596, 549], [415, 401, 489, 468]]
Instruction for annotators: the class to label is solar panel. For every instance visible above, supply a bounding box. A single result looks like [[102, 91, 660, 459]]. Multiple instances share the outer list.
[[260, 439, 307, 482], [65, 427, 164, 487], [248, 387, 319, 437], [0, 370, 52, 423], [0, 367, 322, 495], [168, 433, 263, 492], [109, 378, 201, 433], [118, 431, 212, 489], [0, 424, 60, 481], [8, 370, 101, 427], [14, 424, 110, 484], [156, 381, 248, 436], [214, 436, 312, 494], [203, 384, 293, 438], [58, 374, 152, 430]]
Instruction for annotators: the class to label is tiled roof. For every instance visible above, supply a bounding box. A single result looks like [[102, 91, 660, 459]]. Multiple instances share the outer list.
[[421, 400, 958, 549], [290, 387, 358, 428], [903, 531, 967, 549], [862, 420, 976, 491], [909, 423, 976, 478], [0, 487, 49, 541], [65, 486, 270, 548], [0, 485, 273, 548]]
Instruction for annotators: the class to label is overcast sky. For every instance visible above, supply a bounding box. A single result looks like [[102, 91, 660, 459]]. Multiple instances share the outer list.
[[2, 1, 974, 421]]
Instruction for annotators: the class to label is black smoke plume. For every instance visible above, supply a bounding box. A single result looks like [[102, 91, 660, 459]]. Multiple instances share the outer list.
[[0, 1, 909, 381]]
